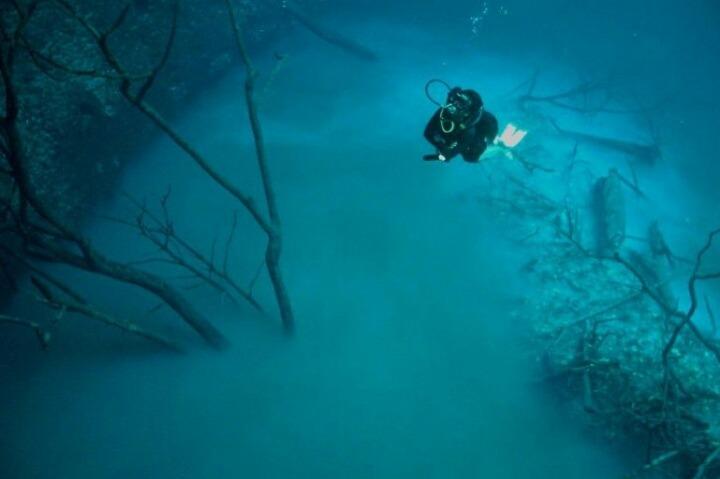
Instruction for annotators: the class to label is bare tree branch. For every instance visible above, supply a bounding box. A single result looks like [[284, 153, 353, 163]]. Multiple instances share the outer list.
[[31, 276, 182, 352], [4, 0, 300, 348], [134, 0, 178, 102], [120, 192, 265, 313], [0, 21, 227, 348], [51, 0, 273, 235], [226, 0, 294, 331], [518, 72, 667, 116]]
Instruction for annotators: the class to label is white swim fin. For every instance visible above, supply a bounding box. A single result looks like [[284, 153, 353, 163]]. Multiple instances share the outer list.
[[497, 123, 528, 149]]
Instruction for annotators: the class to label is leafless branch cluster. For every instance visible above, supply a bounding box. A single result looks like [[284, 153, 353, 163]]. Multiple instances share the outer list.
[[518, 70, 665, 117], [474, 129, 720, 476], [111, 190, 266, 314], [1, 0, 295, 350]]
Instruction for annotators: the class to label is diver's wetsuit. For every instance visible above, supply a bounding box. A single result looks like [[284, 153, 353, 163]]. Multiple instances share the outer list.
[[423, 89, 499, 163]]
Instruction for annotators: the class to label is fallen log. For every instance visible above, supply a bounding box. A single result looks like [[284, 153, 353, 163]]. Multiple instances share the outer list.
[[282, 1, 378, 61], [551, 119, 661, 166]]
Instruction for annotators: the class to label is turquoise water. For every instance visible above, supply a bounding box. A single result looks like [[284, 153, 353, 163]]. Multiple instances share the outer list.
[[2, 1, 720, 477]]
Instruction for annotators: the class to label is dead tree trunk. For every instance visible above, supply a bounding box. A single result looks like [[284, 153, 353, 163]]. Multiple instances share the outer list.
[[226, 0, 295, 332]]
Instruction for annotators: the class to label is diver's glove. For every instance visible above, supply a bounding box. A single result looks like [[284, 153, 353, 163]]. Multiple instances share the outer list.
[[423, 153, 448, 162]]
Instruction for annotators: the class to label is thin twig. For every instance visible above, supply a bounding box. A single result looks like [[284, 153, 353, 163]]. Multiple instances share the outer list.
[[0, 314, 50, 349], [223, 210, 238, 276], [119, 193, 264, 313], [39, 294, 182, 352]]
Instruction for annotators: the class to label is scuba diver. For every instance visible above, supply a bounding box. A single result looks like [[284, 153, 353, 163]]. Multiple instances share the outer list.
[[423, 80, 526, 163], [423, 81, 498, 162]]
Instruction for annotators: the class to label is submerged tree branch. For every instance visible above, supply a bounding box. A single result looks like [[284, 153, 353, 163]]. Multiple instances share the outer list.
[[0, 314, 50, 349], [33, 282, 182, 352], [0, 13, 227, 348], [226, 0, 295, 332], [16, 0, 296, 334], [51, 0, 273, 234], [113, 192, 265, 313]]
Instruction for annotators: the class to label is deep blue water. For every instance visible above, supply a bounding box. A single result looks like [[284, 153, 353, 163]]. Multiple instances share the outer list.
[[2, 1, 720, 477]]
